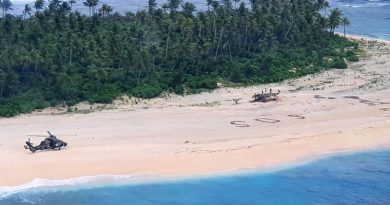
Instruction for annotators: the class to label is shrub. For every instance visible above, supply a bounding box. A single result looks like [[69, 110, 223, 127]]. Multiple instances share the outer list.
[[347, 55, 359, 62], [87, 84, 121, 103], [132, 84, 163, 98], [186, 76, 217, 90], [332, 58, 348, 69], [0, 102, 19, 117]]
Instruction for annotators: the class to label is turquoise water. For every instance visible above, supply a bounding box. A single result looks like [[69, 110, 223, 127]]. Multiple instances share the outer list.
[[331, 0, 390, 40], [1, 149, 390, 205]]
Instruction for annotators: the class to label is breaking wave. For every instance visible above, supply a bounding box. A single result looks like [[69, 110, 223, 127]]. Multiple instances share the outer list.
[[338, 0, 390, 7], [0, 174, 136, 200]]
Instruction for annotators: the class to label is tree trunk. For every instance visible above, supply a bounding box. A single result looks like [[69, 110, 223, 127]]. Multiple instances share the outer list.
[[151, 56, 155, 71], [198, 24, 202, 40], [228, 35, 232, 57], [124, 66, 130, 81], [283, 23, 293, 41], [165, 26, 170, 59], [55, 47, 63, 64], [215, 28, 224, 57], [68, 49, 72, 73], [136, 56, 145, 87], [35, 58, 38, 74], [244, 25, 248, 48], [137, 65, 142, 87], [344, 25, 346, 37], [213, 15, 217, 43], [180, 25, 185, 39], [118, 44, 124, 69]]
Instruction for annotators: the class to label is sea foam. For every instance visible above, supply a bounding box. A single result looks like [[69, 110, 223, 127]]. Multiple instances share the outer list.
[[0, 174, 135, 199]]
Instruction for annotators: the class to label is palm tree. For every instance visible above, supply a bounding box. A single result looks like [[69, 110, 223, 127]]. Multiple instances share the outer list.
[[323, 1, 330, 16], [23, 4, 32, 19], [1, 0, 13, 17], [91, 0, 99, 15], [60, 1, 72, 14], [147, 0, 157, 14], [163, 0, 182, 14], [182, 2, 196, 17], [99, 3, 112, 17], [315, 0, 329, 11], [341, 17, 350, 37], [248, 0, 258, 11], [222, 0, 232, 9], [33, 0, 45, 12], [328, 8, 343, 34], [83, 0, 93, 16], [206, 0, 212, 11], [48, 0, 62, 13], [83, 0, 99, 16], [68, 0, 76, 10]]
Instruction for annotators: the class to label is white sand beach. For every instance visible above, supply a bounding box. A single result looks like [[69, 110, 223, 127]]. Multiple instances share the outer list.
[[1, 35, 390, 186]]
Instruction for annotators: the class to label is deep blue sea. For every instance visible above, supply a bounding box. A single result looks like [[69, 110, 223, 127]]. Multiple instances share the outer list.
[[9, 0, 390, 40], [1, 149, 390, 205]]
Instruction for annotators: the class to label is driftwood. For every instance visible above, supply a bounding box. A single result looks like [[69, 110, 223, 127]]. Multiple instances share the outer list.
[[232, 98, 242, 104]]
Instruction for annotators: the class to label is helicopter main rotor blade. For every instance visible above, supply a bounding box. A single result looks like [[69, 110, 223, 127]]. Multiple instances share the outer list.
[[27, 134, 77, 137]]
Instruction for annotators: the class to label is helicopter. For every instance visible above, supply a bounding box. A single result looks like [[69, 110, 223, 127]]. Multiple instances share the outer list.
[[252, 88, 280, 103], [24, 131, 68, 153]]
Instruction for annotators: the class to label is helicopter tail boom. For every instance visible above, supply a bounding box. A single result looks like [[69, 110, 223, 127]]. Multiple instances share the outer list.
[[24, 141, 37, 153]]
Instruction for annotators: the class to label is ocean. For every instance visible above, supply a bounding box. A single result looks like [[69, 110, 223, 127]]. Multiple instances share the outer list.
[[8, 0, 390, 40], [1, 149, 390, 205], [332, 0, 390, 40]]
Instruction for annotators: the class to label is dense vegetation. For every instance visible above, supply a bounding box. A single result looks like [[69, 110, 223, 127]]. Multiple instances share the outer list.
[[0, 0, 358, 117]]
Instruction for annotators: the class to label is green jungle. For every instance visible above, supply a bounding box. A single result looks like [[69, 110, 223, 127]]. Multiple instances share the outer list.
[[0, 0, 358, 117]]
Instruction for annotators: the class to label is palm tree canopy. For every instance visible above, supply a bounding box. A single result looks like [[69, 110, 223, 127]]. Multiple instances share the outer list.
[[34, 0, 45, 10], [48, 0, 62, 11], [167, 0, 182, 12], [24, 4, 32, 15], [99, 3, 113, 16], [182, 2, 196, 17], [148, 0, 157, 13], [2, 0, 13, 12], [341, 17, 350, 26], [82, 0, 92, 7], [328, 8, 343, 32], [91, 0, 99, 7]]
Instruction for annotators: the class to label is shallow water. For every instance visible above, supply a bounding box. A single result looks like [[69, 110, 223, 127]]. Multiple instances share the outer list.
[[1, 149, 390, 205], [332, 0, 390, 40]]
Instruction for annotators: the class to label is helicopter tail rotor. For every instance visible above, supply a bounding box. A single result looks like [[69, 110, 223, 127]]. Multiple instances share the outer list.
[[24, 141, 37, 153]]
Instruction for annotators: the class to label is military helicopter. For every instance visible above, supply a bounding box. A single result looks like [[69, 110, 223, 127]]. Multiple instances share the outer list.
[[24, 131, 68, 153]]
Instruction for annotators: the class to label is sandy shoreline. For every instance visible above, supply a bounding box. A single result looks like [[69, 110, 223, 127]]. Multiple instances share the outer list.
[[1, 35, 390, 187]]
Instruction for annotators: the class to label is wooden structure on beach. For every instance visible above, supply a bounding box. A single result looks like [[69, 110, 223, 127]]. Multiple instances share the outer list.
[[252, 89, 280, 102]]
